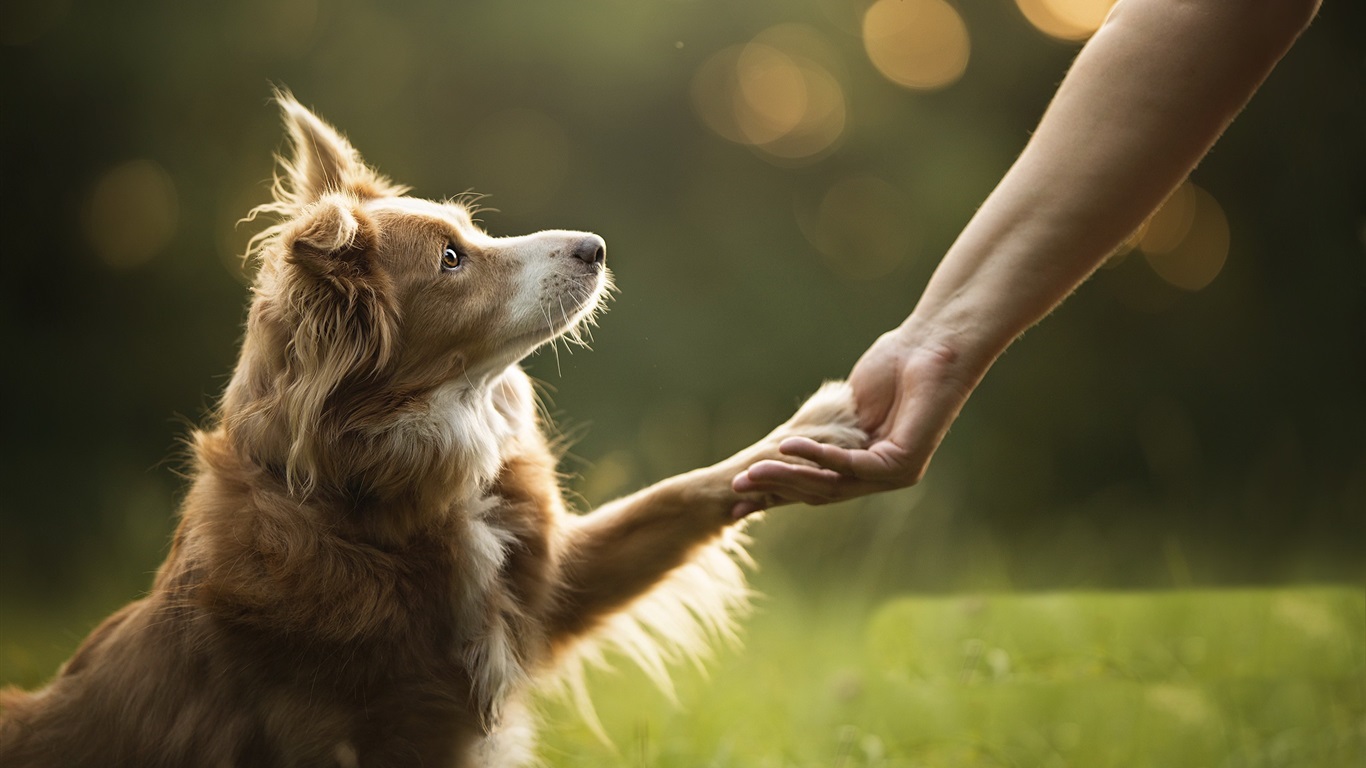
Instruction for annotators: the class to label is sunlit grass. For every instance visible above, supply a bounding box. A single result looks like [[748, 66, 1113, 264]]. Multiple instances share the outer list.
[[538, 587, 1364, 766]]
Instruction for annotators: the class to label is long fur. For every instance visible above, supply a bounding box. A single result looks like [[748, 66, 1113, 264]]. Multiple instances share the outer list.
[[0, 92, 865, 767]]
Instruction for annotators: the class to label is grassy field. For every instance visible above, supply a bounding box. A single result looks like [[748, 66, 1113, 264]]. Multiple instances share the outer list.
[[536, 587, 1364, 767], [4, 587, 1362, 766]]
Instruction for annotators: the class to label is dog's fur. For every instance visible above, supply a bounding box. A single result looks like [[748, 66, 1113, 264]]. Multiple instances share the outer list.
[[0, 95, 864, 767]]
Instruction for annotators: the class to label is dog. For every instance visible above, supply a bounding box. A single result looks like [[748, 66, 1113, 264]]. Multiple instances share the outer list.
[[0, 93, 864, 767]]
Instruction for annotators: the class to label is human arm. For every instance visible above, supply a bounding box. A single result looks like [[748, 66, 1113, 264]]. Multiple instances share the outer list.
[[733, 0, 1321, 503]]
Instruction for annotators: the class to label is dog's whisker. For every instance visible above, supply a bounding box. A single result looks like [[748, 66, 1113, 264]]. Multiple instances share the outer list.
[[538, 300, 570, 371], [542, 304, 565, 376], [556, 296, 581, 352]]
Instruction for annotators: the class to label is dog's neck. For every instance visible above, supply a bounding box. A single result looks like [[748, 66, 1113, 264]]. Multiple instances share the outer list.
[[386, 374, 523, 500], [217, 361, 531, 536]]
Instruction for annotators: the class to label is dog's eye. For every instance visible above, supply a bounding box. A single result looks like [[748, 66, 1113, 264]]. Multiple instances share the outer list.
[[441, 244, 465, 272]]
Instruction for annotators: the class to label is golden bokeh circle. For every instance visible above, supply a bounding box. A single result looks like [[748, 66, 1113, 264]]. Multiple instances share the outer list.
[[83, 159, 179, 270], [1139, 182, 1197, 255], [862, 0, 970, 91], [691, 32, 847, 162], [1143, 184, 1229, 292], [1014, 0, 1117, 42], [734, 44, 810, 146]]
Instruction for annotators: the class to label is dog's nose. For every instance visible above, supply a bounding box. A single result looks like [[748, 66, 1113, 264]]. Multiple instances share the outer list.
[[569, 235, 606, 267]]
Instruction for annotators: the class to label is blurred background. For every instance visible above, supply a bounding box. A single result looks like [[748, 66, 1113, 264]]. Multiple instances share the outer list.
[[0, 0, 1363, 755]]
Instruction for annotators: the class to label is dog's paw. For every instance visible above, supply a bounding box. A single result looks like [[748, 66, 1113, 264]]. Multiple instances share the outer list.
[[719, 381, 867, 517], [706, 381, 866, 519], [771, 380, 865, 451]]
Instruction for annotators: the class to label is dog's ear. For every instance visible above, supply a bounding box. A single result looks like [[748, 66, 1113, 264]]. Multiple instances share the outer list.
[[271, 89, 407, 213], [284, 194, 371, 280], [275, 195, 398, 490]]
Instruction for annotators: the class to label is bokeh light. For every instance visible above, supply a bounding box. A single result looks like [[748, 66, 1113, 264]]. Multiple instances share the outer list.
[[1139, 181, 1197, 255], [862, 0, 970, 91], [1142, 183, 1229, 291], [1014, 0, 1118, 42], [691, 28, 846, 163], [799, 176, 915, 280], [734, 44, 810, 145], [1106, 181, 1229, 291], [82, 159, 179, 270]]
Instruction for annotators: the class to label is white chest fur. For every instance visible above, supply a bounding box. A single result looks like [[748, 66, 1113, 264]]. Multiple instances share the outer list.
[[451, 493, 525, 730], [420, 369, 541, 727]]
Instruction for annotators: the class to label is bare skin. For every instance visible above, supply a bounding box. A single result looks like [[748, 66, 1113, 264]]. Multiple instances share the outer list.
[[733, 0, 1322, 507]]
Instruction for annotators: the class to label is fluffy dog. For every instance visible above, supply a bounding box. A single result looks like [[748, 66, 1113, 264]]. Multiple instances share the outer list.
[[0, 94, 864, 767]]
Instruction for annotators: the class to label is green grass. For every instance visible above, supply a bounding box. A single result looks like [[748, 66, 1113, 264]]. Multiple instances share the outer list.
[[4, 587, 1362, 765], [536, 588, 1365, 767]]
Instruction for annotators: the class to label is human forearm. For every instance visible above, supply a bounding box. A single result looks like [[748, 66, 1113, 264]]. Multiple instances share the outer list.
[[903, 0, 1320, 376], [735, 0, 1320, 499]]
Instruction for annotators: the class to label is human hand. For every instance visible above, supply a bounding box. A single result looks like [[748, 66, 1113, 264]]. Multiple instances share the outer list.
[[731, 327, 980, 505]]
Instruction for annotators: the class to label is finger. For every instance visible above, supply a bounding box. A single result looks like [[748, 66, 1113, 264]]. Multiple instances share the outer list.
[[732, 467, 837, 506], [736, 462, 844, 503], [777, 437, 859, 474], [744, 459, 846, 486], [784, 438, 916, 484], [737, 472, 896, 505], [734, 461, 861, 505]]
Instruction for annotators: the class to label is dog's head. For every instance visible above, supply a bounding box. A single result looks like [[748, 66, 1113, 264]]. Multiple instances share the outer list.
[[223, 93, 609, 492]]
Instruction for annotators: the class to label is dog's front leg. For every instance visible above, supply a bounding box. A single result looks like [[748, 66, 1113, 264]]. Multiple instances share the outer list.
[[545, 382, 864, 642], [545, 464, 740, 640]]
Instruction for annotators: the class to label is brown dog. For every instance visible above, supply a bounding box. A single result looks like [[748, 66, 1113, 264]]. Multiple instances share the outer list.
[[0, 94, 863, 767]]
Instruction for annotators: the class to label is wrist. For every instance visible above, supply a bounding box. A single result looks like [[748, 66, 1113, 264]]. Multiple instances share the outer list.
[[891, 314, 997, 387]]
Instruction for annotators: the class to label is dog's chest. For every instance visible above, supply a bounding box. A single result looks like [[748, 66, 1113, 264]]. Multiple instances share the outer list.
[[449, 494, 525, 726]]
